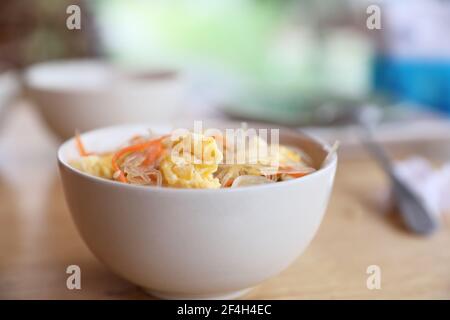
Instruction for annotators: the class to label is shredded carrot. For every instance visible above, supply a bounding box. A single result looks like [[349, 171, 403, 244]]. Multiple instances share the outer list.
[[276, 166, 311, 178], [223, 179, 234, 187], [284, 172, 308, 178], [112, 136, 166, 183], [142, 142, 164, 166], [75, 130, 90, 156]]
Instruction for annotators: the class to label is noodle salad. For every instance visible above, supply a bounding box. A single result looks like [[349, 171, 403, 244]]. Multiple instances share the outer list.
[[70, 128, 316, 189]]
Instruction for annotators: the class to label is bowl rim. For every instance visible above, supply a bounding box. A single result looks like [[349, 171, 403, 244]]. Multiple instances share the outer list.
[[57, 123, 338, 194], [23, 58, 183, 95]]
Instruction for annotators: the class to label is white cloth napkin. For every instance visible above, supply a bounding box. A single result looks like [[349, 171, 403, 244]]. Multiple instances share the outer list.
[[394, 157, 450, 218]]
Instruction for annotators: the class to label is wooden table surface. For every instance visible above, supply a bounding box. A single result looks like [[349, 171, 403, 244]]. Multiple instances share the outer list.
[[1, 103, 450, 300]]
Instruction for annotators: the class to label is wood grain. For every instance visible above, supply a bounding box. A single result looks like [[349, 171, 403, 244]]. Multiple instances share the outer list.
[[1, 104, 449, 299]]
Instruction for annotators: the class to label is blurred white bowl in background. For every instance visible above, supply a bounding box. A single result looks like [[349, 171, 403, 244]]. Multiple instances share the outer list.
[[24, 59, 187, 140], [0, 67, 20, 126]]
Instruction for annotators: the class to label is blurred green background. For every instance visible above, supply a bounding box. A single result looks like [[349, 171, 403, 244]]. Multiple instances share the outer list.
[[1, 0, 449, 125]]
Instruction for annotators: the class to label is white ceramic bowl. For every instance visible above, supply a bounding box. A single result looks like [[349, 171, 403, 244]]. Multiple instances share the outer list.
[[24, 60, 186, 140], [57, 124, 337, 299], [0, 68, 20, 127]]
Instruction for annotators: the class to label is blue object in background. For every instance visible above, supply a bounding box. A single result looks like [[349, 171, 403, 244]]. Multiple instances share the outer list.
[[374, 56, 450, 115], [372, 0, 450, 115]]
